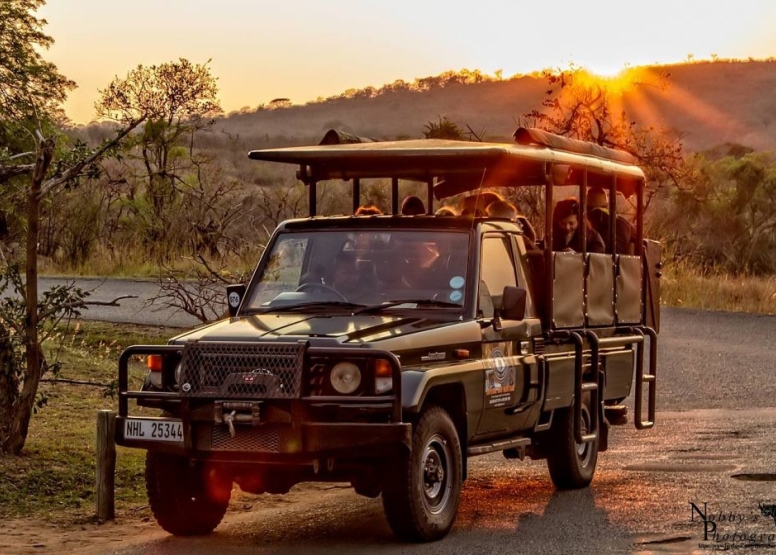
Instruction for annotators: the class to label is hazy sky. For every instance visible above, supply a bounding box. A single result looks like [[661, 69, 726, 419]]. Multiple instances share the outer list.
[[39, 0, 776, 124]]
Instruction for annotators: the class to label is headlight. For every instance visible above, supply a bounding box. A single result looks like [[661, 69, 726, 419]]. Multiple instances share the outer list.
[[330, 362, 361, 394], [174, 361, 183, 385]]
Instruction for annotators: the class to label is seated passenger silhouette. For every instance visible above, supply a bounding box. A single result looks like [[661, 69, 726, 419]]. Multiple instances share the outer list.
[[552, 198, 605, 253]]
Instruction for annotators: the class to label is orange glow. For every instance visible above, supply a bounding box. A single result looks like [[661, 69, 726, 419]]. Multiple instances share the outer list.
[[146, 355, 163, 372], [576, 67, 647, 96], [374, 359, 393, 377]]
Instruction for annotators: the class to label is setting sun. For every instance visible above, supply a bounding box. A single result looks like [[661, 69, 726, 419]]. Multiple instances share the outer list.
[[576, 67, 647, 96]]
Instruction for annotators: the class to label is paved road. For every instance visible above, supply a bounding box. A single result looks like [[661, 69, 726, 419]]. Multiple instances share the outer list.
[[39, 277, 211, 328], [25, 279, 776, 554]]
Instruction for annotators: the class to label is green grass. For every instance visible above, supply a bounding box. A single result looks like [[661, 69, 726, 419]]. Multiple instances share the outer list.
[[0, 321, 175, 522]]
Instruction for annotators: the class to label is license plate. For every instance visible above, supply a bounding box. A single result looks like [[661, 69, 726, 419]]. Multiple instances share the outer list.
[[124, 418, 183, 443]]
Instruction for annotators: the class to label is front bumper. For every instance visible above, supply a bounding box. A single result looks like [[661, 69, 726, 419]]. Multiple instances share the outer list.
[[116, 417, 411, 461], [116, 343, 408, 462]]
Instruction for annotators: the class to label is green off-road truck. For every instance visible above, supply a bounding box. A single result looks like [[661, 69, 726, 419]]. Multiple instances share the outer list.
[[116, 127, 660, 542]]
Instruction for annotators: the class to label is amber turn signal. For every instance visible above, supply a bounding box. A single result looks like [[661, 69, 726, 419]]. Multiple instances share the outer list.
[[146, 355, 163, 372], [374, 359, 393, 377]]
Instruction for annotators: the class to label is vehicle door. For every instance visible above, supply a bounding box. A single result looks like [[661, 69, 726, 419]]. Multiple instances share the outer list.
[[475, 233, 541, 436]]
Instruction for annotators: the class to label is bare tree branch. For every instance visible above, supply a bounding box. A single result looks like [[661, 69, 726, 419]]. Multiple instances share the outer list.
[[9, 151, 35, 161], [37, 295, 138, 321], [38, 116, 147, 199], [40, 378, 112, 388], [0, 163, 35, 184]]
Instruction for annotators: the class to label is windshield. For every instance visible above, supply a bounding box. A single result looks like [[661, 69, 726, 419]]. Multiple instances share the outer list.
[[245, 229, 470, 312]]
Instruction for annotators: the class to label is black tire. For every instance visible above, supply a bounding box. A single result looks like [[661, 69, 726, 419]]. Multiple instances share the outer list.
[[382, 406, 462, 542], [546, 392, 599, 489], [145, 452, 231, 536]]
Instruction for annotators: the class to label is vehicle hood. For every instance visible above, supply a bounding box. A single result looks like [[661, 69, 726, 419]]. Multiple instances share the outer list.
[[169, 312, 460, 345]]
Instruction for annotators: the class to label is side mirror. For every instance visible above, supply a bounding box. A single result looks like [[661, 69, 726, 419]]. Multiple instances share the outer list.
[[226, 284, 246, 317], [501, 286, 527, 321]]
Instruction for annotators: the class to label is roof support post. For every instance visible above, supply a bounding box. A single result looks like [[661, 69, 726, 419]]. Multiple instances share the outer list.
[[544, 163, 554, 330], [609, 176, 617, 255], [580, 171, 588, 253], [636, 179, 644, 256], [308, 180, 317, 217], [391, 178, 399, 215], [427, 179, 434, 214], [353, 178, 361, 214]]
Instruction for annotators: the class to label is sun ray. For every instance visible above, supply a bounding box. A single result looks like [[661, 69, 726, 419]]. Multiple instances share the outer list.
[[647, 75, 775, 149]]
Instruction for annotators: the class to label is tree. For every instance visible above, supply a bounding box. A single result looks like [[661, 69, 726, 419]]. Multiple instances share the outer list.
[[423, 117, 483, 142], [0, 0, 144, 455], [523, 66, 685, 206], [96, 59, 222, 259], [423, 117, 465, 140], [0, 0, 74, 124], [659, 151, 776, 274]]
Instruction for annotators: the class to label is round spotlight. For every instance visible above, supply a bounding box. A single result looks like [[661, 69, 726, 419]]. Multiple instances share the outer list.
[[330, 362, 361, 394]]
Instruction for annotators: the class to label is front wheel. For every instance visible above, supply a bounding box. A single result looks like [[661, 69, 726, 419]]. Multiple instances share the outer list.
[[382, 406, 462, 542], [145, 452, 231, 536], [546, 392, 599, 489]]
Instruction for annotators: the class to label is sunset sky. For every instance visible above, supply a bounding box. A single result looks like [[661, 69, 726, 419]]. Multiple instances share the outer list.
[[39, 0, 776, 124]]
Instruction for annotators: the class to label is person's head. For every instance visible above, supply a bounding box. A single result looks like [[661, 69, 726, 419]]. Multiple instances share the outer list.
[[435, 205, 459, 217], [485, 200, 518, 220], [460, 191, 503, 214], [331, 250, 359, 292], [553, 198, 581, 236], [460, 207, 484, 218], [587, 187, 608, 210], [355, 204, 383, 216], [400, 195, 426, 216]]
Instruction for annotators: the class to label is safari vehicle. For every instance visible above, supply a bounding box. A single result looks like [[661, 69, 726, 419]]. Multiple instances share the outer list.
[[115, 127, 660, 542]]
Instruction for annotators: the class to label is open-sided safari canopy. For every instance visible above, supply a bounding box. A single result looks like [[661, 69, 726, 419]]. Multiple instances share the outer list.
[[249, 128, 656, 328], [248, 127, 647, 256]]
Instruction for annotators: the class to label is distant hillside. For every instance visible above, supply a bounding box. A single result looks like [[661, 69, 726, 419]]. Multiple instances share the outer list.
[[214, 60, 776, 153]]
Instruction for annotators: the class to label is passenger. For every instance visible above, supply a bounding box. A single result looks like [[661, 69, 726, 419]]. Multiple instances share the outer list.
[[486, 200, 538, 247], [400, 195, 426, 215], [586, 187, 635, 254], [552, 197, 605, 253], [485, 199, 517, 220], [377, 237, 437, 289], [460, 206, 485, 218], [435, 205, 459, 216], [354, 205, 383, 215], [460, 191, 503, 216]]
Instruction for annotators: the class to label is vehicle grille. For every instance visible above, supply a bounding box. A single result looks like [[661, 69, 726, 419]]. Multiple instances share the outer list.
[[211, 423, 282, 452], [178, 340, 306, 399]]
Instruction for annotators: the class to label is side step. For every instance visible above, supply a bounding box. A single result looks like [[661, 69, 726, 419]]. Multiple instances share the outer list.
[[604, 404, 628, 426], [468, 437, 530, 457]]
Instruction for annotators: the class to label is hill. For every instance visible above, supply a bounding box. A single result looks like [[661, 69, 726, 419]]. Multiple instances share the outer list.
[[214, 60, 776, 153]]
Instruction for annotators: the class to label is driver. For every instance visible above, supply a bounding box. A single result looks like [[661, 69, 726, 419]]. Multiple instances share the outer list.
[[330, 250, 374, 301]]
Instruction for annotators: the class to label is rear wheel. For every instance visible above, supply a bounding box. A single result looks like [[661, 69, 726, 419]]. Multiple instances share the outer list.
[[145, 452, 231, 536], [382, 406, 462, 542], [546, 392, 599, 489]]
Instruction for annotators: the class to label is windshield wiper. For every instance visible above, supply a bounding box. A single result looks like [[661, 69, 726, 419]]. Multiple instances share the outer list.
[[353, 299, 461, 315], [258, 301, 365, 314]]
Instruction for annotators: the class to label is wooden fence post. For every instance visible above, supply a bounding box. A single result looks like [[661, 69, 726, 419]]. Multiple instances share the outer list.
[[96, 409, 116, 521]]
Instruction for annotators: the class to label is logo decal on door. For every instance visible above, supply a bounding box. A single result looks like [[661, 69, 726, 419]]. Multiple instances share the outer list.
[[486, 348, 516, 407]]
